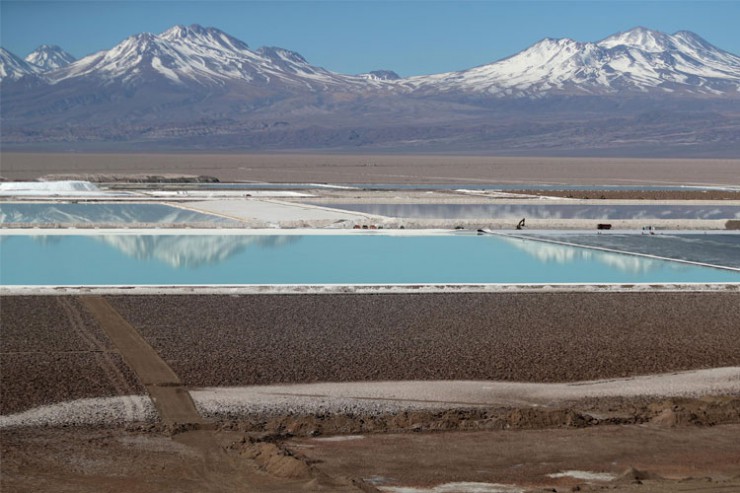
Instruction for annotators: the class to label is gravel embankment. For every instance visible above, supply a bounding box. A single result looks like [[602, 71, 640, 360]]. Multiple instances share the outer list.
[[107, 292, 740, 388], [0, 297, 146, 415]]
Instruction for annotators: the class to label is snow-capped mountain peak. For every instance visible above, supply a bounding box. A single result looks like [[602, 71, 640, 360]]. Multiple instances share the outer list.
[[44, 23, 379, 90], [160, 24, 250, 52], [672, 30, 713, 49], [407, 26, 740, 97], [360, 70, 401, 81], [160, 24, 211, 40], [257, 46, 308, 65], [24, 44, 76, 71], [598, 26, 674, 52], [5, 24, 739, 99], [0, 47, 39, 81]]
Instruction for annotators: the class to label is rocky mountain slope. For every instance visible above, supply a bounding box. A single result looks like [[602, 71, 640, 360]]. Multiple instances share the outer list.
[[2, 25, 739, 155], [407, 27, 740, 96]]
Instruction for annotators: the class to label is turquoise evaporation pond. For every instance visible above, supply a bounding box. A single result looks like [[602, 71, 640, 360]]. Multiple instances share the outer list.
[[1, 233, 739, 286]]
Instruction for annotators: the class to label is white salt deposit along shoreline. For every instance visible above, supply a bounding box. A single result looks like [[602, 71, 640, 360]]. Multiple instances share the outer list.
[[190, 367, 740, 418], [0, 180, 100, 193], [3, 368, 738, 428], [4, 283, 739, 297], [0, 180, 129, 197], [0, 395, 157, 429], [379, 482, 523, 493]]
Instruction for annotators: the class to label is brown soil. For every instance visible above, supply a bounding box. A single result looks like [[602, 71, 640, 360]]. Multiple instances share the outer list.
[[215, 396, 740, 436], [0, 296, 145, 414], [107, 292, 740, 387], [79, 296, 203, 424], [3, 416, 740, 492], [293, 423, 740, 492], [3, 293, 740, 492], [0, 426, 357, 493], [1, 296, 114, 353], [3, 152, 739, 186]]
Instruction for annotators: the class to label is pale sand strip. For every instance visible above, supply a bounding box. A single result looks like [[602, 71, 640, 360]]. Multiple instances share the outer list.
[[180, 198, 377, 224], [3, 369, 737, 428], [0, 396, 156, 429], [190, 367, 740, 417]]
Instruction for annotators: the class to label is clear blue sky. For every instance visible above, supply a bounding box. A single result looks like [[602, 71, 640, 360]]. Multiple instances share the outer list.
[[2, 1, 739, 76]]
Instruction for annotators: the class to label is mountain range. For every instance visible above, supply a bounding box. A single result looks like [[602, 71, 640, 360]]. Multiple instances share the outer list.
[[2, 24, 739, 156]]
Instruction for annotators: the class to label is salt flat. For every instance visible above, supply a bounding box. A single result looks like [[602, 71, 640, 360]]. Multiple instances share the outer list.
[[190, 367, 740, 418], [181, 198, 375, 225]]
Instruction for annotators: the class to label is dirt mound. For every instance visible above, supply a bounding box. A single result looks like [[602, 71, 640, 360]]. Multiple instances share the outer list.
[[213, 396, 740, 438], [237, 439, 313, 480], [508, 408, 591, 429], [648, 397, 740, 427], [617, 466, 664, 482]]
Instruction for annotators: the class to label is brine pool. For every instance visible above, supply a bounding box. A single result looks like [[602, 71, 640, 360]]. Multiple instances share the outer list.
[[315, 203, 740, 220], [1, 231, 739, 286], [0, 203, 235, 225]]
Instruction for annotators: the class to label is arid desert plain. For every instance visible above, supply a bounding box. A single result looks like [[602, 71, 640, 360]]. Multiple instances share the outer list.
[[1, 154, 740, 493]]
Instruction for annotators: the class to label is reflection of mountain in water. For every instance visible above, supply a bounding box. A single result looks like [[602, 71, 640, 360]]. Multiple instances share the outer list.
[[95, 235, 300, 268], [541, 234, 740, 270], [499, 236, 667, 275], [31, 235, 63, 246], [321, 204, 740, 220], [0, 203, 234, 224]]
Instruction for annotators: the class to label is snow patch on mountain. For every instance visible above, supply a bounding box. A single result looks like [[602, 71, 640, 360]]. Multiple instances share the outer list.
[[45, 24, 389, 91], [0, 47, 39, 81], [406, 27, 740, 97], [25, 45, 76, 71], [360, 70, 401, 81]]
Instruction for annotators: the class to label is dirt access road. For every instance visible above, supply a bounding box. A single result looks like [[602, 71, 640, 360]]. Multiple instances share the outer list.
[[79, 296, 204, 425]]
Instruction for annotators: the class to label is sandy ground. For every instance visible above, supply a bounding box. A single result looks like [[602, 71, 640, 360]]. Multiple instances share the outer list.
[[3, 292, 740, 492], [190, 367, 740, 418], [106, 292, 740, 387], [3, 153, 740, 186], [3, 407, 740, 492], [0, 296, 147, 414], [292, 424, 740, 492]]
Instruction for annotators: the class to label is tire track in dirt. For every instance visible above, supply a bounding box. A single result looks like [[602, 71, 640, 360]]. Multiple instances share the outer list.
[[78, 296, 205, 425], [57, 297, 146, 420]]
